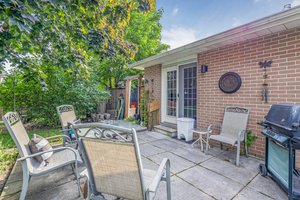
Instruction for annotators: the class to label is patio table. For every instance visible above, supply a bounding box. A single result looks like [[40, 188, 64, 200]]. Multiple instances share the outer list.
[[192, 128, 210, 153]]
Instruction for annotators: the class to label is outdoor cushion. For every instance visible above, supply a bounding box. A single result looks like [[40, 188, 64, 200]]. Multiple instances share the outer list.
[[28, 134, 53, 166]]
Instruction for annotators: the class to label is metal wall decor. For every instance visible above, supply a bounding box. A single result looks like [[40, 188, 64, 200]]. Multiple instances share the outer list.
[[259, 60, 272, 103], [218, 72, 242, 94]]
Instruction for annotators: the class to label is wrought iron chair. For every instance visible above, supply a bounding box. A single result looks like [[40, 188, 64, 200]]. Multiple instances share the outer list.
[[72, 123, 171, 200], [2, 112, 82, 200], [209, 106, 250, 166]]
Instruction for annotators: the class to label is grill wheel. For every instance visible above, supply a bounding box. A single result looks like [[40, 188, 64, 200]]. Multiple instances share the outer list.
[[259, 164, 267, 177]]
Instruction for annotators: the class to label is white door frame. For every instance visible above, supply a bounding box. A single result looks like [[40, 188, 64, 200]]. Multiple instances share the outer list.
[[161, 66, 178, 124], [161, 59, 198, 124]]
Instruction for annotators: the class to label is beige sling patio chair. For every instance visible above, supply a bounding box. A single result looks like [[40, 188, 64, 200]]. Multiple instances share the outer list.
[[56, 105, 78, 145], [72, 123, 171, 200], [209, 106, 250, 166], [2, 112, 82, 200]]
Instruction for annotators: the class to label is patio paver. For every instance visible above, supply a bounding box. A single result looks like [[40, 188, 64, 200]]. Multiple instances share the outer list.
[[247, 174, 287, 200], [140, 143, 166, 157], [155, 176, 214, 200], [0, 130, 289, 200], [233, 187, 274, 200], [200, 157, 257, 185], [172, 146, 212, 164], [148, 151, 195, 174], [177, 165, 244, 200]]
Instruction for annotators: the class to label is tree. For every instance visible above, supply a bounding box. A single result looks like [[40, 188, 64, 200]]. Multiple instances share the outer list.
[[93, 2, 169, 88], [0, 0, 155, 125]]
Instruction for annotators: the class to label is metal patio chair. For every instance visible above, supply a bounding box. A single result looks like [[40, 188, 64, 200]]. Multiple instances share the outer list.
[[2, 112, 82, 200], [72, 123, 171, 200], [209, 106, 250, 166], [56, 105, 79, 145]]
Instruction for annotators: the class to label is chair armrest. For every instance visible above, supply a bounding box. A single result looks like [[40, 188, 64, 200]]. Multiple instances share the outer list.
[[237, 130, 247, 141], [17, 147, 78, 162], [148, 158, 170, 193]]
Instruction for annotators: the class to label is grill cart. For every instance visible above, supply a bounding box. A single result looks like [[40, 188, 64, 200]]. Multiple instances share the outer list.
[[259, 104, 300, 200]]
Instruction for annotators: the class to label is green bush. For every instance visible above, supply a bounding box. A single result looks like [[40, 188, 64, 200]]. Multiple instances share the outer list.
[[0, 148, 18, 173], [246, 130, 257, 147]]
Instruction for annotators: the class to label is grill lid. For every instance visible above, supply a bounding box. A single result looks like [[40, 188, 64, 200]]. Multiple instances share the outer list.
[[265, 104, 300, 130]]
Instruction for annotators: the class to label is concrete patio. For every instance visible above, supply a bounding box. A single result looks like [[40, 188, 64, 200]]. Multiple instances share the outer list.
[[0, 131, 288, 200]]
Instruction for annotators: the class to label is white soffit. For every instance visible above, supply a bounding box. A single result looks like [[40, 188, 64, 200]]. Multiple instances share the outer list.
[[129, 6, 300, 69]]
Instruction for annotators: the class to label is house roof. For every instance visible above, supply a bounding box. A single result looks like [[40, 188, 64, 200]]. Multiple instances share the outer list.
[[129, 5, 300, 70]]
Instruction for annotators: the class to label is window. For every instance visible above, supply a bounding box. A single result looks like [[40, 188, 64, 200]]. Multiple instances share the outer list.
[[167, 71, 177, 116]]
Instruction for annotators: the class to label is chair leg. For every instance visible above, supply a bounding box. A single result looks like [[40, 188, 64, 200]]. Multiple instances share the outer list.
[[191, 138, 200, 148], [236, 141, 240, 167], [200, 134, 204, 152], [20, 163, 30, 200], [245, 142, 248, 158], [166, 160, 171, 200], [205, 136, 209, 154], [71, 162, 80, 196]]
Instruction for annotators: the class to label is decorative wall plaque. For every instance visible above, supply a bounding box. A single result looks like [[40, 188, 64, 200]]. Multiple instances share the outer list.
[[218, 72, 242, 94]]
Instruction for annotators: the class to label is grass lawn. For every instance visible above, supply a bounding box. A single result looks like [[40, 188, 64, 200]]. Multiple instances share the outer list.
[[0, 127, 62, 188]]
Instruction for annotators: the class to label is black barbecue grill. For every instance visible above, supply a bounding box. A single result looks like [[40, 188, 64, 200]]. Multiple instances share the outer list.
[[259, 104, 300, 200]]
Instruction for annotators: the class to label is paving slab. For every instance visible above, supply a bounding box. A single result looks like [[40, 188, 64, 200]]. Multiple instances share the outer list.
[[1, 164, 82, 200], [142, 156, 159, 170], [177, 165, 244, 200], [233, 187, 274, 200], [143, 131, 169, 140], [140, 143, 166, 157], [172, 146, 212, 164], [206, 147, 224, 157], [137, 132, 160, 143], [149, 139, 183, 152], [155, 176, 214, 200], [201, 157, 258, 185], [248, 174, 287, 200], [5, 162, 22, 184], [148, 152, 195, 174], [216, 150, 263, 172]]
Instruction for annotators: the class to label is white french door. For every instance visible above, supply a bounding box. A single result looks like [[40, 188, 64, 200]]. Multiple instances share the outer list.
[[178, 63, 197, 120], [161, 66, 178, 124]]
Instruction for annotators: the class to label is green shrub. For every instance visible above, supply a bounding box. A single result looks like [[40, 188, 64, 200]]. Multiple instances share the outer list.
[[246, 130, 257, 147]]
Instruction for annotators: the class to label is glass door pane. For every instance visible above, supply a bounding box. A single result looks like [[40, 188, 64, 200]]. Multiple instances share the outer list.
[[167, 70, 177, 116], [183, 66, 197, 119]]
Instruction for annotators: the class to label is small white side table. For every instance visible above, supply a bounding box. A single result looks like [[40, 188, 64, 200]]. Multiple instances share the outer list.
[[192, 125, 212, 153]]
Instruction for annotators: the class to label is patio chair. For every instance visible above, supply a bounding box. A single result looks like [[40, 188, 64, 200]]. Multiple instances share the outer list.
[[56, 105, 80, 145], [72, 123, 171, 200], [209, 106, 250, 166], [2, 112, 82, 200]]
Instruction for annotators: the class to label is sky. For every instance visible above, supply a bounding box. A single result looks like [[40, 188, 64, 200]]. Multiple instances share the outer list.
[[157, 0, 300, 49]]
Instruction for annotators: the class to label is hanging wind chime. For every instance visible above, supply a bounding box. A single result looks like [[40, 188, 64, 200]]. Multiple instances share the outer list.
[[259, 60, 272, 103]]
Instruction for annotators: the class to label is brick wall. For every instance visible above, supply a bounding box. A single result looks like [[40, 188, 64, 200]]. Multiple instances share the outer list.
[[197, 27, 300, 158], [144, 64, 162, 101]]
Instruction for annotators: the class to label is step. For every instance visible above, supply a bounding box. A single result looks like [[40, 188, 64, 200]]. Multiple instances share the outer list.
[[154, 124, 177, 137]]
